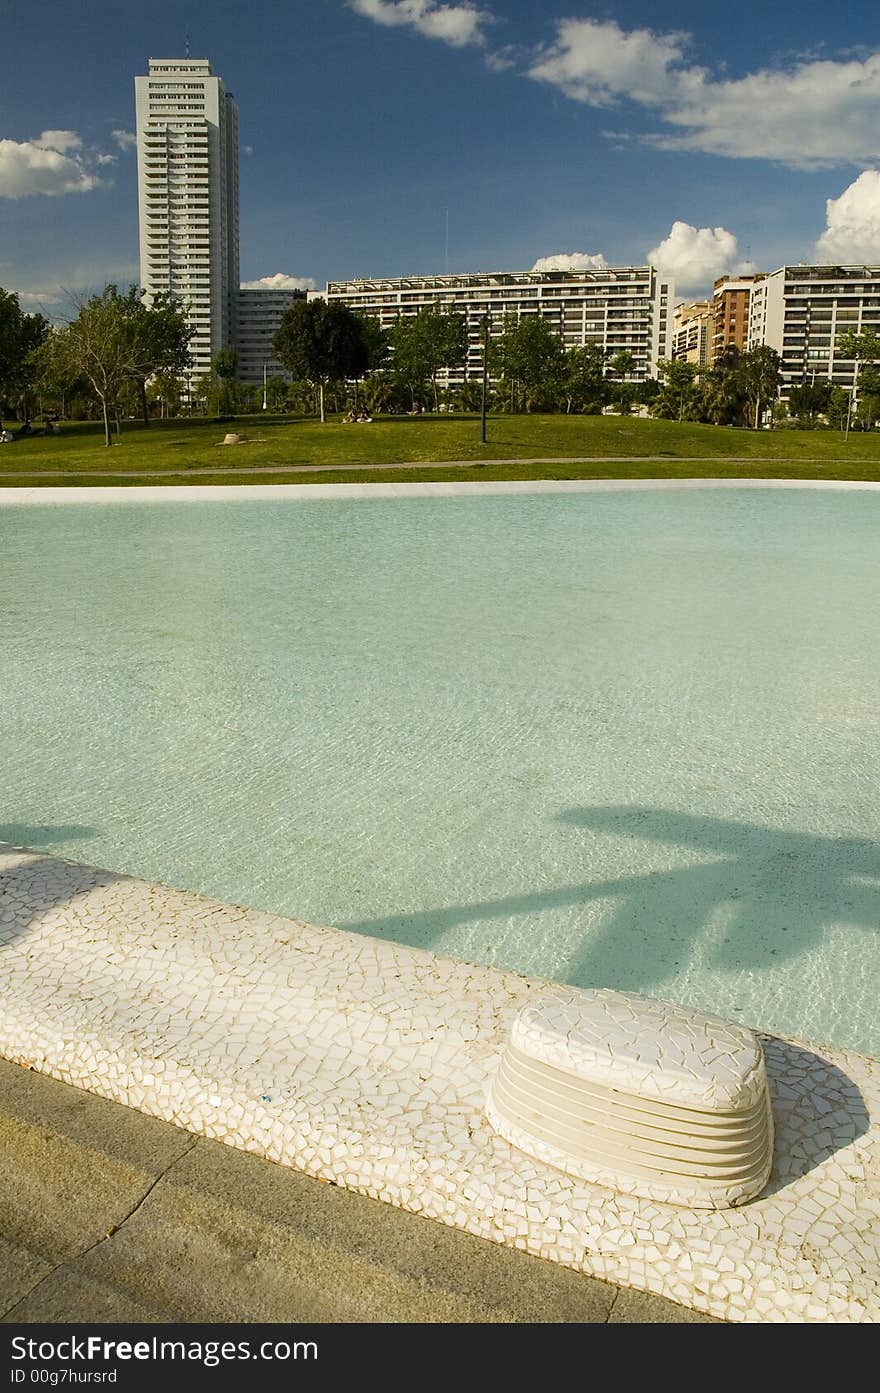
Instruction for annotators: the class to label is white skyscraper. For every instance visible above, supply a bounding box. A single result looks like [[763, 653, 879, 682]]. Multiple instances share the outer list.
[[135, 58, 240, 387]]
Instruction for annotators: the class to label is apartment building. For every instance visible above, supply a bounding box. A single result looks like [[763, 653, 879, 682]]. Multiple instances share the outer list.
[[711, 275, 759, 363], [672, 300, 712, 365], [235, 287, 303, 384], [135, 58, 240, 387], [318, 268, 674, 383], [749, 265, 880, 397]]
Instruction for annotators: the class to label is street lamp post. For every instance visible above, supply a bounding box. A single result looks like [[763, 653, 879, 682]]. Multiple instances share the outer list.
[[480, 313, 489, 444], [262, 363, 268, 412]]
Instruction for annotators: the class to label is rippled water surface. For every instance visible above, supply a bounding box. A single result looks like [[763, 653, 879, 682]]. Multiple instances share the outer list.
[[2, 487, 879, 1054]]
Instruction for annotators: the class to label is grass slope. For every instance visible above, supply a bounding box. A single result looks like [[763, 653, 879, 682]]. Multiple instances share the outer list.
[[3, 413, 880, 486]]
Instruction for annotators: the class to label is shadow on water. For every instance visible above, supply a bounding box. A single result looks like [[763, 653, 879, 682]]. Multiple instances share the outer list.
[[0, 824, 96, 847], [340, 805, 876, 1185], [0, 826, 122, 947], [339, 805, 880, 994], [558, 806, 880, 991]]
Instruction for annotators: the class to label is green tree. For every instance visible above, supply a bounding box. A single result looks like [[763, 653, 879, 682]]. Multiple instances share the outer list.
[[146, 370, 184, 419], [736, 346, 783, 429], [837, 328, 880, 438], [29, 332, 82, 419], [605, 349, 638, 415], [788, 380, 832, 425], [359, 371, 399, 415], [52, 289, 136, 445], [856, 363, 880, 429], [562, 343, 607, 414], [235, 380, 261, 414], [191, 370, 216, 415], [274, 299, 369, 421], [634, 377, 661, 409], [607, 349, 636, 381], [454, 377, 497, 414], [264, 374, 289, 412], [388, 319, 429, 409], [346, 312, 389, 407], [493, 314, 565, 412], [39, 286, 192, 437], [15, 312, 50, 425], [827, 384, 851, 431], [652, 359, 703, 422], [390, 308, 468, 410], [354, 313, 390, 374], [212, 347, 238, 416], [699, 360, 749, 426], [120, 287, 193, 427], [0, 289, 50, 426]]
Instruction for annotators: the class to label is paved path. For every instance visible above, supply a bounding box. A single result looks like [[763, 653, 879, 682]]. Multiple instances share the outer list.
[[0, 1059, 712, 1323], [1, 454, 877, 483]]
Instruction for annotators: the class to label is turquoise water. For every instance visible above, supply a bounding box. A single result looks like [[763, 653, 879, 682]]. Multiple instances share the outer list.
[[2, 488, 879, 1055]]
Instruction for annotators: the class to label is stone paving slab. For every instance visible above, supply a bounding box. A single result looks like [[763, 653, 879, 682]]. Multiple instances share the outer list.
[[0, 1054, 194, 1263], [0, 1236, 53, 1317]]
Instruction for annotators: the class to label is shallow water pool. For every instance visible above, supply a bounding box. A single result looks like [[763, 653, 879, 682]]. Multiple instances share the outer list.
[[2, 485, 879, 1054]]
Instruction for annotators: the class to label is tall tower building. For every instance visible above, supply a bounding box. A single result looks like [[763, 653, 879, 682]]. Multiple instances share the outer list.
[[135, 58, 240, 387]]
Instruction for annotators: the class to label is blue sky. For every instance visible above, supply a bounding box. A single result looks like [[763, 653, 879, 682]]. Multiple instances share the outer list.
[[3, 0, 880, 313]]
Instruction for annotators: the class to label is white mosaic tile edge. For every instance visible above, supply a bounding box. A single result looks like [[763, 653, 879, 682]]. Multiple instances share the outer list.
[[0, 844, 877, 1324], [1, 478, 880, 506]]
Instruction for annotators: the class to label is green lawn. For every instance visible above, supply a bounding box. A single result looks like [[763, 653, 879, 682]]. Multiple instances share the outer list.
[[3, 412, 880, 486]]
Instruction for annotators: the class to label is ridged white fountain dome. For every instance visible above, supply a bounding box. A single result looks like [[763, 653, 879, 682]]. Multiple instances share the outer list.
[[486, 987, 774, 1209]]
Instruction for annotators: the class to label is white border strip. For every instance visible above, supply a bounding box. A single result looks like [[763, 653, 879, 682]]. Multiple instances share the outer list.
[[2, 478, 880, 506]]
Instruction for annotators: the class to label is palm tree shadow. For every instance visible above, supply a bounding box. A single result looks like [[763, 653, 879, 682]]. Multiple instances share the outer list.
[[340, 805, 880, 998], [559, 805, 880, 990], [759, 1036, 869, 1194], [340, 804, 875, 1190], [0, 831, 122, 949]]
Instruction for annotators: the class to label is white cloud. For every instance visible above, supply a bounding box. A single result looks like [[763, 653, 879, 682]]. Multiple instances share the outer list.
[[5, 258, 140, 317], [532, 252, 608, 272], [815, 171, 880, 262], [646, 221, 753, 294], [36, 130, 82, 153], [530, 19, 697, 109], [348, 1, 490, 48], [240, 273, 317, 291], [15, 289, 59, 309], [0, 131, 105, 198], [484, 46, 516, 73], [528, 19, 880, 169], [111, 129, 137, 151]]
